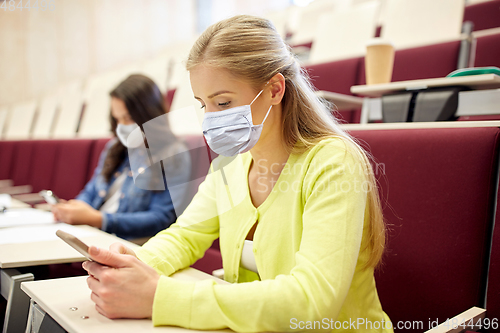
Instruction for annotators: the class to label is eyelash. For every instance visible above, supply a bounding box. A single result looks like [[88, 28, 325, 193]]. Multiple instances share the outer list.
[[199, 101, 231, 110]]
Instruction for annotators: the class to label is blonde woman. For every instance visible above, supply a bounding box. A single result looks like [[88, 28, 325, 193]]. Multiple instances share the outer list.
[[83, 15, 392, 332]]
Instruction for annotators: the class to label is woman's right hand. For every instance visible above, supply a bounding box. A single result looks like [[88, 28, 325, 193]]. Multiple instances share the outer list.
[[109, 242, 138, 259]]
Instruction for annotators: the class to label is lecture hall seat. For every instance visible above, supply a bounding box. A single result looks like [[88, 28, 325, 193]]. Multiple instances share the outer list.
[[463, 0, 500, 32], [0, 141, 16, 181], [86, 138, 112, 182], [349, 126, 500, 332], [28, 140, 61, 194], [50, 140, 95, 200], [303, 57, 363, 123], [485, 177, 500, 324], [9, 141, 36, 188], [474, 32, 500, 68]]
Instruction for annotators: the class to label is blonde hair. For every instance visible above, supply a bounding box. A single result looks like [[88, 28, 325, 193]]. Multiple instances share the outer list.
[[187, 15, 385, 269]]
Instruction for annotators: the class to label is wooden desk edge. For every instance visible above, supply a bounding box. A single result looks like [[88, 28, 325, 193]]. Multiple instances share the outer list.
[[350, 74, 500, 97], [21, 268, 231, 333]]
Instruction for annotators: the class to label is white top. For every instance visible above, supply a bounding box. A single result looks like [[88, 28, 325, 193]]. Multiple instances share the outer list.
[[240, 240, 258, 273], [99, 172, 127, 214]]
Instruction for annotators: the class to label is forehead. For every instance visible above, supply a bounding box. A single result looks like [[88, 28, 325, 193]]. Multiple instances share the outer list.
[[189, 65, 255, 98]]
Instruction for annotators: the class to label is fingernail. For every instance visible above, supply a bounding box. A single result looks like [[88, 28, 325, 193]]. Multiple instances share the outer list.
[[90, 246, 100, 255], [82, 261, 87, 269]]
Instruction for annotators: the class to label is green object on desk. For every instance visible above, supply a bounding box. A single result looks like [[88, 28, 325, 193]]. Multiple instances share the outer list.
[[447, 66, 500, 78]]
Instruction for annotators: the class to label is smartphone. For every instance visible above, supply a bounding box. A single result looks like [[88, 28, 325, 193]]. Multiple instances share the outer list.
[[56, 229, 103, 264], [39, 190, 60, 205]]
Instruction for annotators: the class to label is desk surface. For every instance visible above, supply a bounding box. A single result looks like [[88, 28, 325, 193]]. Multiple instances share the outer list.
[[351, 74, 500, 97], [22, 268, 232, 333], [0, 224, 138, 268], [10, 198, 31, 209], [315, 90, 364, 110]]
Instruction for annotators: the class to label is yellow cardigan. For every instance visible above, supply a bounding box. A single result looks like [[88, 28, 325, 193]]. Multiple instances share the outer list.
[[136, 138, 393, 332]]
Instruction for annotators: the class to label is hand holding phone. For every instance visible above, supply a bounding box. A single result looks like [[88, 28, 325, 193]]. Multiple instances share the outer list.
[[56, 229, 103, 264], [39, 190, 60, 205]]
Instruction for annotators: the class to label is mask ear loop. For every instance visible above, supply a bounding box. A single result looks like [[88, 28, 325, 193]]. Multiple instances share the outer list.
[[260, 105, 273, 125], [249, 81, 273, 125], [249, 81, 271, 105]]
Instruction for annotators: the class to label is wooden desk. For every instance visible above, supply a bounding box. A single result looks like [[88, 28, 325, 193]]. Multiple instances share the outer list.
[[6, 198, 31, 209], [0, 224, 138, 333], [351, 74, 500, 98], [314, 90, 363, 110], [350, 74, 500, 123], [0, 224, 138, 269], [21, 268, 232, 333]]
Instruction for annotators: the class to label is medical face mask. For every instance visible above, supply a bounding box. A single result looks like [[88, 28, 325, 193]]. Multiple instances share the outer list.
[[116, 123, 142, 148], [202, 89, 272, 157]]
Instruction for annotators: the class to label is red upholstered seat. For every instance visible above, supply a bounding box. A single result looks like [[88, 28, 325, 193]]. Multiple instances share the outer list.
[[464, 0, 500, 32], [349, 127, 500, 332], [191, 247, 222, 275], [304, 57, 361, 96], [474, 32, 500, 68], [303, 57, 363, 123], [29, 140, 60, 193], [87, 138, 112, 182], [0, 140, 17, 181], [10, 141, 36, 186], [487, 182, 500, 323], [51, 140, 94, 200], [458, 115, 500, 121], [357, 40, 461, 85]]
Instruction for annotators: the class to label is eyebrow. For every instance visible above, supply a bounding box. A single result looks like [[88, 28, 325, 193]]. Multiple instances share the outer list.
[[194, 90, 235, 101]]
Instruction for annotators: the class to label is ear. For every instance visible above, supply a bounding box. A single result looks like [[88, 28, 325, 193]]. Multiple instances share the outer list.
[[268, 73, 286, 106]]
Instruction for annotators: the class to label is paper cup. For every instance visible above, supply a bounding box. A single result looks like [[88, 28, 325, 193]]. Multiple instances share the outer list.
[[365, 39, 395, 85]]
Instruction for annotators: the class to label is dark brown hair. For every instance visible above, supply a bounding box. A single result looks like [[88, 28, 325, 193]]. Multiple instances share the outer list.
[[102, 74, 176, 181]]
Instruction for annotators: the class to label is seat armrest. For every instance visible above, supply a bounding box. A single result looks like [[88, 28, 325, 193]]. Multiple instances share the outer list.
[[424, 307, 486, 333], [315, 90, 364, 110], [12, 193, 44, 204], [0, 179, 13, 189], [0, 185, 33, 195]]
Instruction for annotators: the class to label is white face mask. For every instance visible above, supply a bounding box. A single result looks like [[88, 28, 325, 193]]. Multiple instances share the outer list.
[[201, 89, 272, 157], [116, 123, 142, 148]]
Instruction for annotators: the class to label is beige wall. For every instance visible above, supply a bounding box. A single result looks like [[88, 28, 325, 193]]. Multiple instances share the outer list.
[[0, 0, 196, 106]]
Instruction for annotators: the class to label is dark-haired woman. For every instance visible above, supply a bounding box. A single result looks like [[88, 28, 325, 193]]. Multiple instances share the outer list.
[[52, 74, 191, 240]]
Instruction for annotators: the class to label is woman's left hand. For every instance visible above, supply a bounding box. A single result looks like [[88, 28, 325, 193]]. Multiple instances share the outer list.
[[83, 245, 160, 319], [52, 200, 103, 228]]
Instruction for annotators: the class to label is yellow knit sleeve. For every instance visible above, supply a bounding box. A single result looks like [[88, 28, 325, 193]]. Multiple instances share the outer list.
[[135, 166, 221, 277]]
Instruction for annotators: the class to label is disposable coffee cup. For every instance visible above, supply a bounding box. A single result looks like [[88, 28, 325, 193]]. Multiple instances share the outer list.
[[365, 38, 395, 85]]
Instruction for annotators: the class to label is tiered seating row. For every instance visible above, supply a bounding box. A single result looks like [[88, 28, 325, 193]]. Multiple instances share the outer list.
[[1, 124, 500, 330]]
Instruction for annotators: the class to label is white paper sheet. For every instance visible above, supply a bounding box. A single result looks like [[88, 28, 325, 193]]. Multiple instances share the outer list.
[[0, 224, 97, 245], [0, 208, 55, 228], [0, 194, 12, 208]]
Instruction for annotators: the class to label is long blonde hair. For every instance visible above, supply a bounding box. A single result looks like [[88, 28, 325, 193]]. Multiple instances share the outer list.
[[186, 15, 385, 269]]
